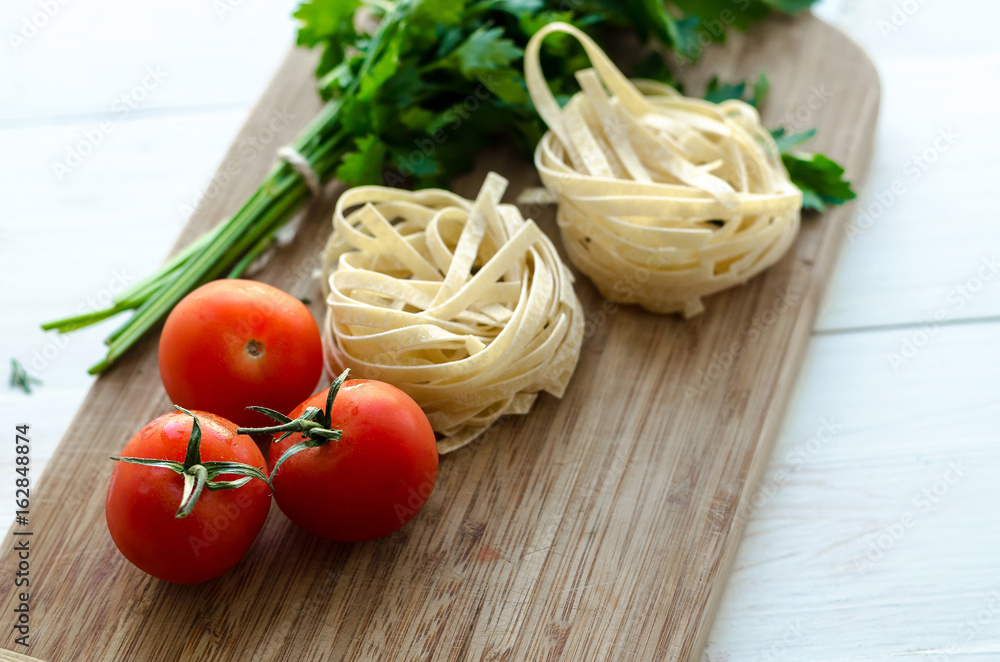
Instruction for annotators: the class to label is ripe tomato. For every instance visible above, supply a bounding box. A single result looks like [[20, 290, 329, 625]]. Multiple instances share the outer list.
[[105, 408, 271, 584], [158, 279, 323, 429], [260, 375, 438, 542]]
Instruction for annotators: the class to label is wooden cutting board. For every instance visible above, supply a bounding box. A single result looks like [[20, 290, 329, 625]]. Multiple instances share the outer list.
[[0, 13, 878, 662]]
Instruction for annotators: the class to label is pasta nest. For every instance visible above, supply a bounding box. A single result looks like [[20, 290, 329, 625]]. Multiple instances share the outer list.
[[321, 173, 584, 453], [525, 23, 803, 318]]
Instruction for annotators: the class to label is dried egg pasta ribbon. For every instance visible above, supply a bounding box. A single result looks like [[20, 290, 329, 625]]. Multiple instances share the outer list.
[[321, 173, 584, 453], [524, 22, 803, 318]]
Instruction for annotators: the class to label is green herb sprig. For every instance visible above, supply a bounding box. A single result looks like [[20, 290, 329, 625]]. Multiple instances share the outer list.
[[9, 359, 41, 394]]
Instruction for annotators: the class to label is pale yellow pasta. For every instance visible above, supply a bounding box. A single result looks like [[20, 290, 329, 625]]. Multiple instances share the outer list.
[[321, 173, 584, 453], [524, 23, 803, 317]]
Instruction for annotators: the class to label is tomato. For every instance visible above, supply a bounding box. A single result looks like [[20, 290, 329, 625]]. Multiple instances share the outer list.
[[105, 408, 272, 584], [158, 279, 323, 429], [258, 374, 438, 542]]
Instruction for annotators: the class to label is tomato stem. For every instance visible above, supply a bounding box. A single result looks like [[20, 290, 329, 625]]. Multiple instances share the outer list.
[[111, 407, 273, 519], [178, 406, 204, 469], [177, 465, 209, 519], [237, 369, 351, 474]]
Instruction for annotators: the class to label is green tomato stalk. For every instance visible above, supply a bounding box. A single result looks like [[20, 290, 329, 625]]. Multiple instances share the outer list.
[[237, 369, 350, 476], [111, 407, 272, 518]]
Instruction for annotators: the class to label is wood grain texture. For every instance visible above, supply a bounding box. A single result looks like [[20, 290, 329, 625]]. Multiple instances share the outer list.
[[0, 651, 46, 662], [0, 14, 878, 662]]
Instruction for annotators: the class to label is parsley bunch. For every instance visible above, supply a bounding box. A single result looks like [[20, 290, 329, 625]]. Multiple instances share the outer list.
[[44, 0, 852, 373], [293, 0, 850, 194]]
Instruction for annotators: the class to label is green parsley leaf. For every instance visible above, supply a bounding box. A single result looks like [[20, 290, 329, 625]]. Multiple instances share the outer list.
[[671, 0, 770, 32], [412, 0, 467, 27], [752, 72, 770, 107], [633, 51, 677, 85], [704, 72, 768, 107], [781, 152, 857, 211], [481, 0, 545, 13], [477, 68, 531, 105], [669, 15, 702, 62], [769, 128, 855, 210], [293, 0, 359, 48], [399, 107, 438, 131], [358, 31, 401, 100], [318, 60, 356, 96], [336, 134, 388, 186], [770, 127, 817, 152], [597, 0, 676, 45], [763, 0, 818, 13], [451, 26, 524, 78], [519, 10, 575, 40], [704, 77, 747, 104], [391, 145, 440, 179]]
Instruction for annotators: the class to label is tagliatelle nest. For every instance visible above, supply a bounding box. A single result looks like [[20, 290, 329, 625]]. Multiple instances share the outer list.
[[321, 173, 584, 453], [524, 23, 803, 318]]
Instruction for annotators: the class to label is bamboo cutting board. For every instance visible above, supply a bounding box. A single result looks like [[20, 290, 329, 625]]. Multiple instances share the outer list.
[[1, 13, 878, 662]]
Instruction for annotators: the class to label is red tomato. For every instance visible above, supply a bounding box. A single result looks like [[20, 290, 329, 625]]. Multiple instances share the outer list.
[[105, 409, 271, 583], [266, 379, 439, 542], [158, 279, 323, 429]]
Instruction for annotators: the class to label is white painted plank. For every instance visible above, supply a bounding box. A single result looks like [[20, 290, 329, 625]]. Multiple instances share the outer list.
[[815, 0, 1000, 60], [815, 55, 1000, 332], [1, 0, 299, 123], [704, 320, 1000, 661]]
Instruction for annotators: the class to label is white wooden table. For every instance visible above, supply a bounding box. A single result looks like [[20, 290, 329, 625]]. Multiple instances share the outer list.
[[2, 1, 998, 659]]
